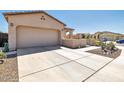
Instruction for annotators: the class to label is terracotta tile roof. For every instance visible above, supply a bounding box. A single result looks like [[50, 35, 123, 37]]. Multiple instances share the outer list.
[[3, 10, 66, 26]]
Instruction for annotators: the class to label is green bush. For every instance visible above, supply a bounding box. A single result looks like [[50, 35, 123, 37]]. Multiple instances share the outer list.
[[95, 41, 102, 46], [101, 41, 117, 51], [3, 43, 9, 52], [101, 42, 106, 46], [0, 52, 6, 59], [106, 42, 116, 50]]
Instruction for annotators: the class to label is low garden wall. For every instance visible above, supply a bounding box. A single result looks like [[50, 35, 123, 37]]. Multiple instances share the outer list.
[[87, 39, 97, 46], [62, 39, 87, 48]]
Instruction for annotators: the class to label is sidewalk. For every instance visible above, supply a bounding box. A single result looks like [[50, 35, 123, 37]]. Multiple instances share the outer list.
[[86, 46, 124, 82]]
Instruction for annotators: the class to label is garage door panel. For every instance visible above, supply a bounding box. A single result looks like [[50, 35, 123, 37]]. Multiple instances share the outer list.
[[17, 26, 59, 48]]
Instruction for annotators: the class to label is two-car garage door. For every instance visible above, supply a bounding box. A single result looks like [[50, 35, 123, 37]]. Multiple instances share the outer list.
[[16, 26, 60, 49]]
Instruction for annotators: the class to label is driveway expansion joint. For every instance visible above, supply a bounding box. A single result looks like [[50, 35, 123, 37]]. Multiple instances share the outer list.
[[82, 58, 115, 82], [20, 54, 95, 79], [20, 61, 72, 79], [53, 49, 93, 60], [73, 61, 96, 72], [18, 46, 118, 82]]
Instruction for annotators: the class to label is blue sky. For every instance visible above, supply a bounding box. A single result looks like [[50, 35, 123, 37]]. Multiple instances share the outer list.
[[0, 10, 124, 34]]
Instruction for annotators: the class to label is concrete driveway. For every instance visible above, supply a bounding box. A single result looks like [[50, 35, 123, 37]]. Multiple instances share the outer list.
[[17, 46, 112, 82]]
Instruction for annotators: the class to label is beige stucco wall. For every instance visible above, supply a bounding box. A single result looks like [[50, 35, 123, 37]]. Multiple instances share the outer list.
[[62, 39, 87, 48], [7, 13, 65, 50], [87, 39, 96, 46]]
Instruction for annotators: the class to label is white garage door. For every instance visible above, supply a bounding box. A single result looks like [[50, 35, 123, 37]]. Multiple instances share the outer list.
[[16, 26, 60, 49]]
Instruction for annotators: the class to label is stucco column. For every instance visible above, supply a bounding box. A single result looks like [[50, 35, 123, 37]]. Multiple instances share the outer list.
[[60, 29, 65, 45], [8, 25, 16, 51]]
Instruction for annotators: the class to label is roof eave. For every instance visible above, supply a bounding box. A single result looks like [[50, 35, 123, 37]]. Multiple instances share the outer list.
[[3, 10, 66, 26]]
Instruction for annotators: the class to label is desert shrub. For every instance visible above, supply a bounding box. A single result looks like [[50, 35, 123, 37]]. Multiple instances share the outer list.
[[106, 42, 116, 50], [101, 41, 117, 52], [3, 43, 9, 52], [101, 42, 106, 46], [101, 42, 106, 50], [95, 41, 102, 46], [0, 52, 6, 59]]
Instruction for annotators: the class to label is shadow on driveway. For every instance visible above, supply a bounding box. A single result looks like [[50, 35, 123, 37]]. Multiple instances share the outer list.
[[17, 45, 61, 56]]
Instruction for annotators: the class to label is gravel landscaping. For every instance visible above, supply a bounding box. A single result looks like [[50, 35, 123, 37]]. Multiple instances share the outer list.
[[87, 48, 122, 59], [0, 56, 18, 82]]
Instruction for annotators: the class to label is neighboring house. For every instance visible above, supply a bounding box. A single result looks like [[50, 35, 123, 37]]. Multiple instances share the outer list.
[[4, 11, 73, 51], [63, 27, 74, 39]]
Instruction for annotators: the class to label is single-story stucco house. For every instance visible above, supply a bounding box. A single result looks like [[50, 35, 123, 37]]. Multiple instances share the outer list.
[[4, 11, 74, 51]]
